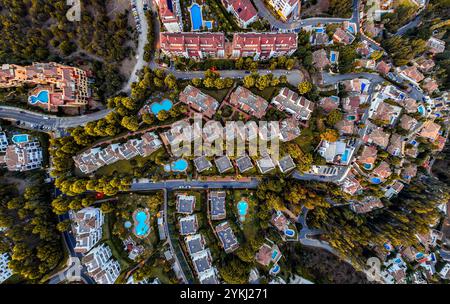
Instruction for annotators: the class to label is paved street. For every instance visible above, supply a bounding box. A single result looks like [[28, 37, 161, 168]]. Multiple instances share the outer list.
[[130, 178, 260, 191], [122, 0, 149, 93]]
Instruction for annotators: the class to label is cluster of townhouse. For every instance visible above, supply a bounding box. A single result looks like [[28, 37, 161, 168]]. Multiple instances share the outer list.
[[315, 74, 447, 213], [207, 191, 240, 253], [159, 32, 298, 60], [0, 130, 43, 172], [160, 84, 314, 175], [0, 62, 92, 112], [70, 207, 121, 284], [176, 194, 219, 284], [73, 132, 162, 174], [0, 252, 13, 283]]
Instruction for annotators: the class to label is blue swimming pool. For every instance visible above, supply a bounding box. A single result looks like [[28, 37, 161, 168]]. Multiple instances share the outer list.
[[29, 90, 49, 104], [347, 115, 356, 121], [172, 159, 188, 171], [190, 3, 203, 31], [418, 105, 425, 116], [150, 99, 172, 115], [330, 52, 336, 63], [383, 243, 392, 251], [315, 28, 324, 33], [204, 20, 212, 30], [284, 229, 295, 237], [416, 252, 424, 259], [370, 177, 382, 184], [12, 134, 29, 144], [124, 221, 132, 229], [361, 83, 367, 92], [341, 149, 350, 163], [271, 250, 278, 260], [270, 264, 280, 274], [363, 163, 372, 170], [134, 210, 150, 237], [347, 26, 355, 33], [237, 200, 248, 222]]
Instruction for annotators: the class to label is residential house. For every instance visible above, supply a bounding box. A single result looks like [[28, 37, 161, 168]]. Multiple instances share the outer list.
[[372, 161, 392, 180], [312, 49, 330, 70], [277, 155, 296, 173], [427, 37, 445, 54], [384, 180, 404, 199], [399, 98, 418, 114], [255, 243, 282, 266], [179, 85, 219, 118], [332, 27, 355, 45], [179, 215, 198, 235], [317, 140, 355, 166], [69, 207, 104, 254], [0, 62, 91, 112], [176, 194, 196, 214], [267, 0, 300, 20], [418, 120, 441, 141], [256, 155, 276, 174], [387, 133, 405, 157], [399, 115, 418, 131], [319, 96, 340, 113], [235, 154, 254, 173], [160, 32, 226, 59], [357, 145, 378, 169], [228, 86, 268, 118], [1, 141, 43, 172], [0, 131, 8, 152], [73, 132, 162, 174], [193, 156, 213, 172], [335, 120, 355, 135], [279, 118, 301, 142], [415, 57, 435, 73], [376, 61, 392, 75], [82, 243, 121, 284], [209, 191, 226, 220], [215, 221, 240, 253], [364, 125, 390, 149], [341, 173, 363, 195], [401, 163, 417, 183], [370, 102, 402, 125], [397, 66, 425, 85], [421, 78, 439, 94], [155, 0, 183, 32], [231, 33, 298, 60], [221, 0, 258, 28], [215, 155, 234, 173], [271, 87, 314, 121], [185, 234, 206, 256], [350, 196, 384, 214], [0, 253, 12, 283]]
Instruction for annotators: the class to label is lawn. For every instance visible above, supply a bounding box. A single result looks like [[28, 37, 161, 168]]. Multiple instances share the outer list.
[[200, 87, 232, 102], [250, 86, 280, 101]]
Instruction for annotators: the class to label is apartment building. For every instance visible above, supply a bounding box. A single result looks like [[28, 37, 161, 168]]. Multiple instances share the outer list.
[[155, 0, 183, 32], [69, 207, 104, 254], [82, 243, 121, 284], [160, 32, 225, 59], [221, 0, 258, 28], [267, 0, 300, 20]]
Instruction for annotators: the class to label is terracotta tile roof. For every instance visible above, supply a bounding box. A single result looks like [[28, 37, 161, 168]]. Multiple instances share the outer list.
[[419, 120, 441, 141], [222, 0, 258, 23], [358, 145, 378, 166], [228, 86, 268, 118], [373, 161, 392, 179], [399, 115, 417, 131], [399, 66, 425, 83], [231, 32, 297, 60], [312, 49, 330, 69], [421, 78, 439, 93]]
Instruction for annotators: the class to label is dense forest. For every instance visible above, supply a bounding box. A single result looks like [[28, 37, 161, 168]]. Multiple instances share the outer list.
[[0, 173, 64, 282], [308, 175, 449, 268], [0, 0, 134, 98]]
